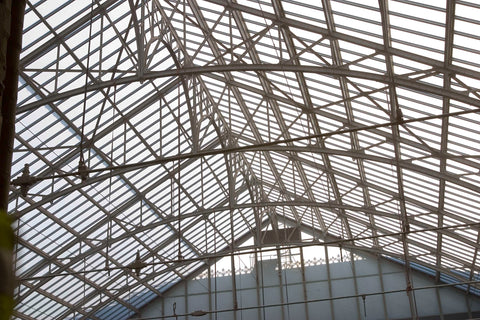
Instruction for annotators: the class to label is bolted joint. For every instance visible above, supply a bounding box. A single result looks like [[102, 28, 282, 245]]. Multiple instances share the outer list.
[[11, 164, 36, 197], [126, 250, 147, 277], [191, 310, 208, 317], [77, 159, 89, 182], [396, 107, 404, 124]]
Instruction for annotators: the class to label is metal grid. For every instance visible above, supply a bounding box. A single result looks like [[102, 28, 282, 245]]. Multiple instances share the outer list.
[[9, 0, 480, 319]]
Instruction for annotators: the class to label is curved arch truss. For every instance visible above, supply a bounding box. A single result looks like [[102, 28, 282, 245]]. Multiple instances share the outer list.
[[10, 0, 480, 319]]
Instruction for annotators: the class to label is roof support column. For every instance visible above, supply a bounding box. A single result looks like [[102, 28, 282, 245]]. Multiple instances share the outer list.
[[299, 247, 309, 320], [0, 1, 26, 319], [0, 0, 25, 212], [377, 0, 417, 318], [324, 245, 336, 320], [436, 0, 455, 285]]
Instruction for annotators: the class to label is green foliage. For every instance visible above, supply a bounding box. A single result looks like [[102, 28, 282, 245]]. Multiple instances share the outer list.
[[0, 210, 14, 320]]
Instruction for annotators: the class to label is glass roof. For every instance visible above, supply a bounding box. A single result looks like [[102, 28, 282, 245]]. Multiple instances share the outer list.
[[10, 0, 480, 319]]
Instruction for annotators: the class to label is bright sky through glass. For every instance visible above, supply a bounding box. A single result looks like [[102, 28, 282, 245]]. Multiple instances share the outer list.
[[10, 0, 480, 319]]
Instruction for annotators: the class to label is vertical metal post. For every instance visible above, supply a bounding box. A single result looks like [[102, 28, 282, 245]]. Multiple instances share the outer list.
[[185, 279, 189, 320], [161, 295, 165, 318], [253, 167, 263, 320], [254, 250, 262, 320], [208, 262, 213, 320], [0, 2, 26, 320], [465, 292, 473, 319], [435, 286, 444, 320], [276, 248, 286, 320], [229, 224, 238, 320], [349, 251, 362, 320], [0, 1, 25, 208], [226, 79, 238, 319], [259, 250, 266, 320], [299, 247, 310, 320], [376, 254, 389, 319], [325, 246, 336, 320]]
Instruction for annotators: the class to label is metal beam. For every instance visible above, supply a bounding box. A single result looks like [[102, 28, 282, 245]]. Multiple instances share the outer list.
[[203, 0, 480, 80], [19, 0, 122, 68], [0, 2, 26, 319], [435, 0, 456, 284], [17, 64, 480, 114]]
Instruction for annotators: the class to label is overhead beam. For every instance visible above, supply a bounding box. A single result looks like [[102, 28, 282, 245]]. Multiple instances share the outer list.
[[11, 127, 480, 218], [19, 0, 122, 67], [435, 0, 456, 284], [0, 1, 26, 320], [17, 64, 480, 114], [203, 0, 479, 80]]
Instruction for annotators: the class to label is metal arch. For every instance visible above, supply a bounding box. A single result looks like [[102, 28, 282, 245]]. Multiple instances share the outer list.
[[435, 0, 456, 284], [12, 139, 480, 222], [19, 0, 122, 67], [377, 2, 416, 316], [185, 0, 302, 234], [14, 68, 224, 315], [14, 143, 222, 308], [15, 198, 480, 277], [16, 64, 480, 114], [204, 0, 480, 80], [13, 0, 480, 318], [282, 214, 480, 290], [320, 0, 369, 243], [20, 0, 479, 82], [228, 0, 326, 231]]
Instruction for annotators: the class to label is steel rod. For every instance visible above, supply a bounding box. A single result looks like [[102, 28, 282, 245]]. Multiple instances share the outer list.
[[18, 220, 480, 281], [128, 279, 480, 320]]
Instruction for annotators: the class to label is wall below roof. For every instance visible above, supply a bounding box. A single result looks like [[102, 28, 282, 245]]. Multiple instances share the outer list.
[[133, 252, 480, 320]]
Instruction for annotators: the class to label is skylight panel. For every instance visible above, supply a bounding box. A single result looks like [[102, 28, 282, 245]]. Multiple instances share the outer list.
[[402, 170, 439, 208], [363, 161, 398, 193], [391, 13, 445, 37], [323, 133, 355, 151], [283, 0, 324, 21], [372, 215, 401, 234], [328, 171, 358, 197], [11, 1, 480, 318], [389, 1, 446, 61], [20, 20, 54, 59], [441, 236, 474, 265], [341, 187, 366, 208]]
